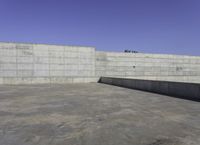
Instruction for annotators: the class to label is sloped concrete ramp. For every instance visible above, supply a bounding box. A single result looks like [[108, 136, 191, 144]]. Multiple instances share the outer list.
[[0, 83, 200, 145]]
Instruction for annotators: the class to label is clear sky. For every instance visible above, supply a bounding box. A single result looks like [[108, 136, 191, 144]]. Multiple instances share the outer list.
[[0, 0, 200, 56]]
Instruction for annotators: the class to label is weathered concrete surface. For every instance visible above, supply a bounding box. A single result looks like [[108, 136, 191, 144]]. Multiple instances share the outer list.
[[96, 51, 200, 83], [1, 42, 200, 84], [0, 42, 96, 84], [99, 77, 200, 101], [0, 83, 200, 145]]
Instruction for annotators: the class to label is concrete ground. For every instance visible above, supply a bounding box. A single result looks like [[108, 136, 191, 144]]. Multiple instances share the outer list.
[[0, 83, 200, 145]]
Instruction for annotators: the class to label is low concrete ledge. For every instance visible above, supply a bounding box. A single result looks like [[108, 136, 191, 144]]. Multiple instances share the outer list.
[[0, 77, 99, 85], [99, 77, 200, 101]]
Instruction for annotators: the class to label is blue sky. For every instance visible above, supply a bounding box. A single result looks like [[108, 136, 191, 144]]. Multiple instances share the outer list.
[[0, 0, 200, 55]]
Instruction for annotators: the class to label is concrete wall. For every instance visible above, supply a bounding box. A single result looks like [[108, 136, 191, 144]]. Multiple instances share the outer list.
[[0, 42, 97, 84], [0, 42, 200, 84], [96, 51, 200, 83], [99, 77, 200, 101]]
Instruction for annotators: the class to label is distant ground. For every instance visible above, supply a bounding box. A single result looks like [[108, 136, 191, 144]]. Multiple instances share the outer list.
[[0, 83, 200, 145]]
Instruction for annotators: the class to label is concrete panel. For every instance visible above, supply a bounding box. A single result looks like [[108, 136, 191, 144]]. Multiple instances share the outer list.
[[16, 45, 33, 57], [34, 64, 49, 70], [50, 64, 65, 70], [100, 77, 200, 101], [34, 70, 49, 77], [0, 56, 17, 63], [34, 56, 49, 64], [49, 58, 64, 64], [0, 47, 16, 56], [0, 64, 17, 70], [50, 70, 64, 76], [1, 42, 200, 84], [17, 64, 33, 70], [33, 45, 49, 56], [32, 78, 50, 84], [17, 70, 33, 77], [1, 71, 17, 77], [17, 57, 33, 63], [96, 51, 200, 84]]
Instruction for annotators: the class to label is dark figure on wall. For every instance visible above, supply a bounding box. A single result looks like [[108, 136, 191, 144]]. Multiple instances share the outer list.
[[124, 49, 138, 53]]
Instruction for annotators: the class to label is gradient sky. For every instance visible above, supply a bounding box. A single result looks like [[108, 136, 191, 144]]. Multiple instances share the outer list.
[[0, 0, 200, 55]]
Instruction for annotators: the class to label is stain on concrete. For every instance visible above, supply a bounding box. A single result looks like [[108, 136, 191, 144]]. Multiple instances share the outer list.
[[0, 83, 200, 145]]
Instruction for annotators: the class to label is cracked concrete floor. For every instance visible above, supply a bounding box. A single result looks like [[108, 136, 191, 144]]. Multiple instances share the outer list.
[[0, 83, 200, 145]]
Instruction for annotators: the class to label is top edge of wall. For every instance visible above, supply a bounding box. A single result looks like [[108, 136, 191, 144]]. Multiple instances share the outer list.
[[1, 41, 199, 58], [96, 51, 200, 58], [0, 41, 95, 49]]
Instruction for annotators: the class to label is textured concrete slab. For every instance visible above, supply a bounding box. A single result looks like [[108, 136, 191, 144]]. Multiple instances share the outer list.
[[0, 83, 200, 145], [100, 77, 200, 101]]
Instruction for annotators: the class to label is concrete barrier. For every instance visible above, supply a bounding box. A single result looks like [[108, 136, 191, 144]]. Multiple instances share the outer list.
[[0, 42, 96, 84], [1, 42, 200, 85], [99, 77, 200, 101]]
